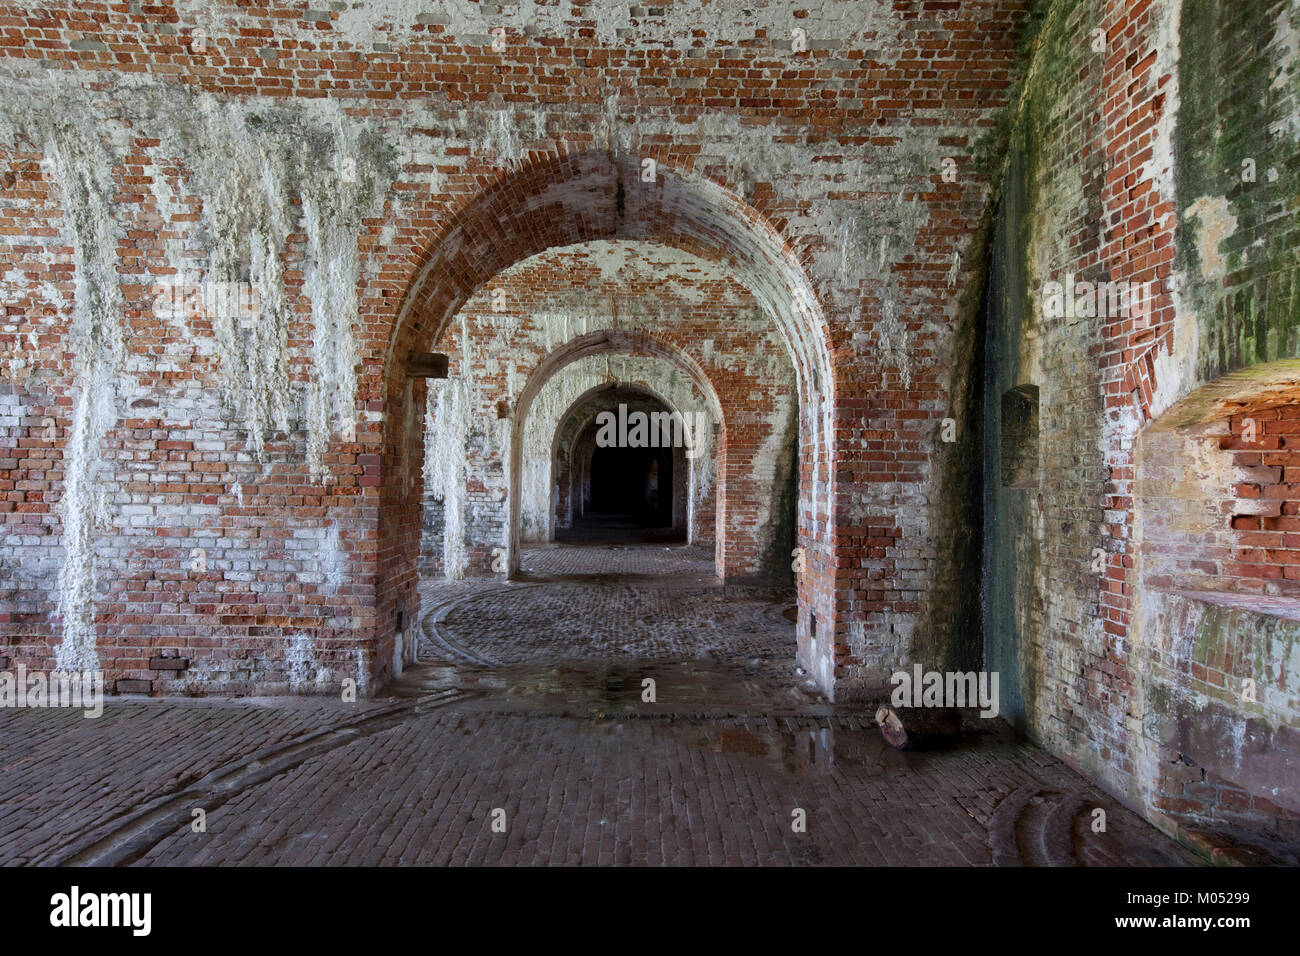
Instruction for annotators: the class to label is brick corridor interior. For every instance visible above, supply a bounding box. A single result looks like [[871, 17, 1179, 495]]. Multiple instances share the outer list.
[[1, 0, 1299, 869]]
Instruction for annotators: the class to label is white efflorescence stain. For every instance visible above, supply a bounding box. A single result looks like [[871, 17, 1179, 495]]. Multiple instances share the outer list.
[[320, 522, 346, 593], [158, 95, 396, 480], [285, 631, 330, 692], [48, 121, 125, 673], [427, 377, 472, 578], [0, 81, 129, 672], [174, 0, 907, 61]]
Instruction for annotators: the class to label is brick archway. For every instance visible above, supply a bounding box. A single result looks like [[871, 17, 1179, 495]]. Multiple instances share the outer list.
[[550, 383, 699, 548], [509, 330, 723, 576], [382, 149, 833, 689]]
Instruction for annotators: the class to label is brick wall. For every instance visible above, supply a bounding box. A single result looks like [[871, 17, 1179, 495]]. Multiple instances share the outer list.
[[1142, 391, 1300, 597], [0, 0, 1025, 701], [1221, 406, 1300, 587], [989, 0, 1300, 852]]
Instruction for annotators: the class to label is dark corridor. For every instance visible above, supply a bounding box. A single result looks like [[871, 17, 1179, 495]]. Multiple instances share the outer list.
[[587, 444, 673, 527]]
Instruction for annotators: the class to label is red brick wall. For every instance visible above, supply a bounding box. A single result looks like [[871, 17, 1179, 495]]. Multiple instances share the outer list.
[[1142, 394, 1300, 596], [989, 0, 1300, 851], [0, 1, 1027, 697], [1221, 406, 1300, 589]]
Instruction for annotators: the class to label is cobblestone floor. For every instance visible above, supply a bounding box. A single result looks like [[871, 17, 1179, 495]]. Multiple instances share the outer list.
[[0, 544, 1203, 866], [520, 540, 717, 578]]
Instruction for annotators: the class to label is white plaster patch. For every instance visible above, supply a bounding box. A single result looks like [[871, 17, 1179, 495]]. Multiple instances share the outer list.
[[285, 632, 331, 692], [1183, 195, 1238, 282]]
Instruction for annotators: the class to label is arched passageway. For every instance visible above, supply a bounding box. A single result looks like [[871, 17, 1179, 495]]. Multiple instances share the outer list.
[[587, 439, 673, 526], [384, 150, 832, 691], [508, 330, 737, 572], [554, 385, 690, 546]]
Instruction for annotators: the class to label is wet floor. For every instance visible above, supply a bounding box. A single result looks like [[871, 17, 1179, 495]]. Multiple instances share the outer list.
[[0, 543, 1206, 866]]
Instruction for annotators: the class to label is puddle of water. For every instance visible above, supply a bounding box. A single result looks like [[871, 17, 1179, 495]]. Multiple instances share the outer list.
[[405, 658, 818, 714], [697, 722, 888, 776], [393, 658, 1020, 776]]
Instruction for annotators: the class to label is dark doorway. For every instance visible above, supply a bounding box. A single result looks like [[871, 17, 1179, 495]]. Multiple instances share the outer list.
[[555, 391, 690, 546], [588, 443, 673, 525]]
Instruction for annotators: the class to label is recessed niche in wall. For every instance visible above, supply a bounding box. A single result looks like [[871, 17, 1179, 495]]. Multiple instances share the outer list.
[[1136, 368, 1300, 599], [1001, 384, 1040, 488]]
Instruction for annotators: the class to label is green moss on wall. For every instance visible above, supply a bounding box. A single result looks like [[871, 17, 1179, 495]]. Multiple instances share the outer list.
[[1177, 0, 1300, 381], [980, 0, 1101, 733], [973, 0, 1083, 184]]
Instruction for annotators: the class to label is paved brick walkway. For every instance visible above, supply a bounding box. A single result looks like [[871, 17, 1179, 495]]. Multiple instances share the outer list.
[[0, 544, 1202, 866], [519, 541, 718, 578], [431, 582, 792, 666]]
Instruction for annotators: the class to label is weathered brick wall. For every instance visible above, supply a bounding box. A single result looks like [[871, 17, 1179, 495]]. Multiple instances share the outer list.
[[1139, 593, 1300, 849], [989, 0, 1300, 851], [983, 0, 1108, 737], [0, 88, 385, 694], [0, 0, 1026, 698], [1133, 370, 1300, 850], [1141, 391, 1300, 597]]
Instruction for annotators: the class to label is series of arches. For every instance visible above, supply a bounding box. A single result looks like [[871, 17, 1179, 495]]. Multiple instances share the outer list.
[[384, 148, 834, 690], [509, 331, 724, 572], [550, 386, 693, 542]]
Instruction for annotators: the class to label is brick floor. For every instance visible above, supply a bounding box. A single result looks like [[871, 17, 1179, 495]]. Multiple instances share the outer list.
[[519, 541, 718, 578], [0, 696, 391, 866], [0, 544, 1203, 866], [431, 582, 792, 666]]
